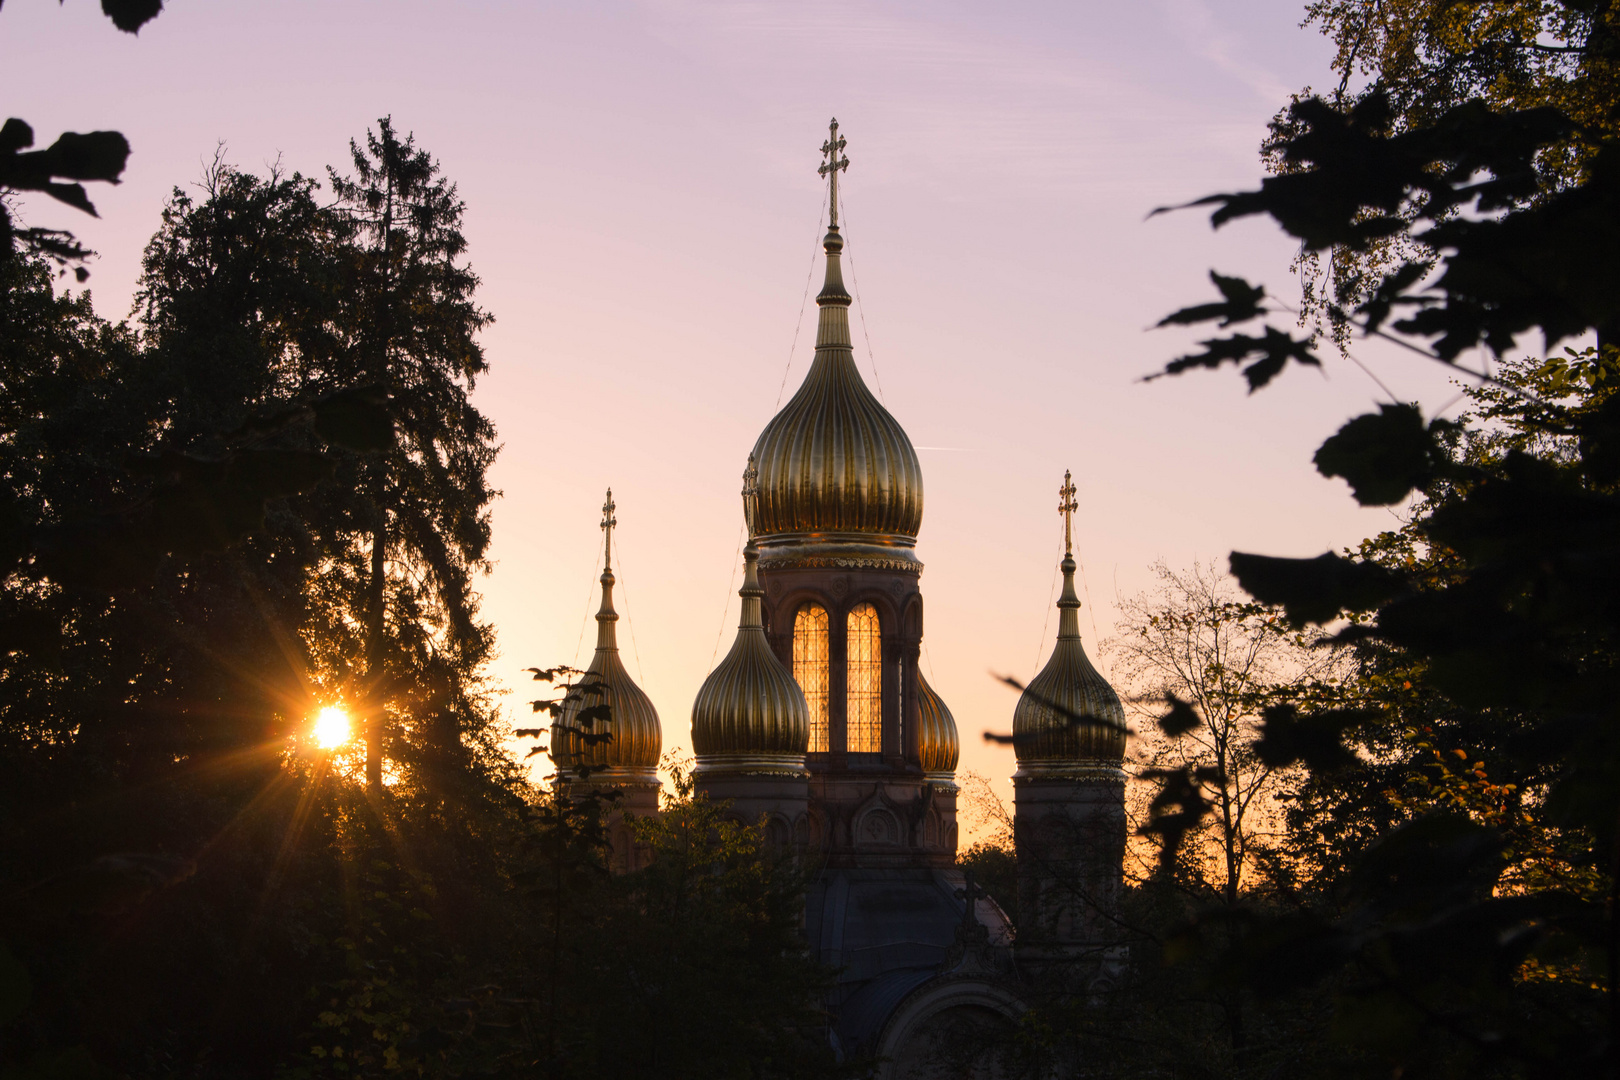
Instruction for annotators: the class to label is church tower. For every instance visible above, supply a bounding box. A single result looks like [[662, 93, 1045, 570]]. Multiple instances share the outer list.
[[744, 120, 957, 868], [552, 489, 663, 871], [1011, 472, 1128, 976]]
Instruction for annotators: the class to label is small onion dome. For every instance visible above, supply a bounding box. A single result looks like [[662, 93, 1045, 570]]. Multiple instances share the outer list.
[[915, 672, 960, 777], [1013, 552, 1126, 770], [552, 492, 660, 782], [691, 541, 810, 774], [746, 224, 923, 555]]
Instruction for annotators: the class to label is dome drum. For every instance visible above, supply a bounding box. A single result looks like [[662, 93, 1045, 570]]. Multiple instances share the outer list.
[[754, 563, 926, 771], [754, 535, 922, 574]]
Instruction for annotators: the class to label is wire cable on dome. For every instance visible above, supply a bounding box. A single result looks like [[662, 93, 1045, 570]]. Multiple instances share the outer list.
[[571, 528, 600, 668], [612, 525, 649, 688], [836, 192, 887, 405], [1031, 512, 1063, 680], [773, 187, 829, 409]]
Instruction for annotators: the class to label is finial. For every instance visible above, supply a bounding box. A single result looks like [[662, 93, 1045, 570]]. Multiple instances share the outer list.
[[739, 538, 765, 628], [601, 487, 617, 572], [818, 117, 850, 229], [1059, 470, 1077, 559], [1055, 470, 1082, 632], [742, 454, 760, 537]]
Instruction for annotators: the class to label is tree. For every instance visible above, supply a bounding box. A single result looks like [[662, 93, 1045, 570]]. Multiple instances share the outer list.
[[0, 143, 506, 1080], [1145, 74, 1620, 1076], [326, 118, 497, 793], [1277, 1, 1620, 336], [956, 771, 1020, 924], [1109, 561, 1343, 905]]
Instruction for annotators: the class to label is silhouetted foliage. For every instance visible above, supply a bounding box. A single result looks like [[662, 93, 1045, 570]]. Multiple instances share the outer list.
[[0, 0, 163, 276], [1147, 61, 1620, 1074]]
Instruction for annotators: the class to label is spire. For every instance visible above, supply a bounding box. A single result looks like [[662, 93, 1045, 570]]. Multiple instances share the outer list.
[[554, 487, 662, 779], [1011, 470, 1126, 768], [595, 487, 619, 651], [815, 119, 853, 348], [1060, 469, 1077, 558], [742, 119, 923, 559], [1056, 470, 1082, 641]]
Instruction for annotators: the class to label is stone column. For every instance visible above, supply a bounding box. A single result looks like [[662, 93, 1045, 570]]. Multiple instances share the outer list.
[[881, 632, 901, 767]]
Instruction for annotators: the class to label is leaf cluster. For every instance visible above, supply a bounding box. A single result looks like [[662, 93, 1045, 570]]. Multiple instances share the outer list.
[[1142, 71, 1620, 1076]]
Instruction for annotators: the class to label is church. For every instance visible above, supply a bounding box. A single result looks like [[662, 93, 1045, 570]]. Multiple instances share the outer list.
[[550, 121, 1129, 1076]]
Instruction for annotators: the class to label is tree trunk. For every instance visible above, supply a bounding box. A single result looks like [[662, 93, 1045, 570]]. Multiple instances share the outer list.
[[364, 507, 386, 792]]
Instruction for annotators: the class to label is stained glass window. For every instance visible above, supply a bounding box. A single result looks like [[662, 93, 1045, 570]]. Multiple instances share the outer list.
[[793, 604, 830, 753], [847, 602, 882, 752]]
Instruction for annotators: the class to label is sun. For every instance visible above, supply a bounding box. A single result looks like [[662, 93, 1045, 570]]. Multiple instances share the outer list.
[[312, 705, 352, 750]]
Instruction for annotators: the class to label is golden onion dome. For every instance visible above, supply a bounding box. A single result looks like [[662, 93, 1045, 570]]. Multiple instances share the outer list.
[[915, 672, 960, 777], [691, 540, 810, 774], [745, 176, 922, 565], [552, 491, 661, 783], [1014, 474, 1126, 771]]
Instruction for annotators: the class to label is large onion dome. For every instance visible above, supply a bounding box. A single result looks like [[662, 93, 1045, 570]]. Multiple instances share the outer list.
[[552, 491, 661, 783], [691, 540, 810, 774], [915, 672, 960, 778], [745, 215, 922, 567], [1014, 478, 1126, 772]]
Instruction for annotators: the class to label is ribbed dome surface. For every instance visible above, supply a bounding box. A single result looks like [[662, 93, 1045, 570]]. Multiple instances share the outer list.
[[692, 542, 810, 771], [749, 352, 923, 540], [915, 672, 960, 776], [554, 648, 661, 773], [552, 493, 660, 781], [746, 226, 922, 546], [1014, 554, 1127, 765]]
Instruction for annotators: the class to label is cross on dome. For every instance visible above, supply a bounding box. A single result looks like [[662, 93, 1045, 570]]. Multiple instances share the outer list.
[[955, 869, 988, 930], [601, 487, 617, 571], [818, 118, 850, 228], [1059, 470, 1078, 558]]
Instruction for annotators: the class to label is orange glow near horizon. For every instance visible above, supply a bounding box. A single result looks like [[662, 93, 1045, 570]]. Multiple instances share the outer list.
[[313, 706, 352, 750]]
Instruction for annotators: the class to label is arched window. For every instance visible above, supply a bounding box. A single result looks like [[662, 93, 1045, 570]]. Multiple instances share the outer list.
[[846, 602, 882, 752], [793, 604, 830, 752]]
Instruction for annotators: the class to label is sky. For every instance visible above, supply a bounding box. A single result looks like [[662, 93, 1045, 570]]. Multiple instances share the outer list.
[[2, 0, 1475, 834]]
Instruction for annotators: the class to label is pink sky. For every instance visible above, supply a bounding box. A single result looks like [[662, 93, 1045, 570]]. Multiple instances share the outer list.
[[4, 1, 1472, 831]]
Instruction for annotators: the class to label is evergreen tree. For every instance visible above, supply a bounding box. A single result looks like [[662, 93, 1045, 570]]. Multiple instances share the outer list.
[[326, 118, 498, 794]]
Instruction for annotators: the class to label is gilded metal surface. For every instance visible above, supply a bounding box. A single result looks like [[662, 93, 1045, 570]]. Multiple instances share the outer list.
[[915, 671, 960, 776], [553, 490, 662, 778], [757, 544, 921, 573], [691, 541, 811, 772], [819, 118, 849, 228], [746, 123, 923, 547], [1013, 476, 1126, 764]]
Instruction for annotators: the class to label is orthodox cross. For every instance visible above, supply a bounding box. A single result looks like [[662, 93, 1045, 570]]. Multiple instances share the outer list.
[[955, 869, 988, 930], [1059, 469, 1078, 557], [818, 117, 850, 228], [601, 487, 616, 571]]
